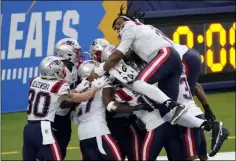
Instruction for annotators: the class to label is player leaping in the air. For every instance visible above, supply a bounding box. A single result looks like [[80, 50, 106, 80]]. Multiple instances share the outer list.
[[23, 56, 108, 161], [94, 5, 188, 129], [131, 8, 216, 123]]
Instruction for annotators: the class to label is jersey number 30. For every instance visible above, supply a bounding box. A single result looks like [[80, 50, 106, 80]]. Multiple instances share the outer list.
[[27, 89, 51, 117]]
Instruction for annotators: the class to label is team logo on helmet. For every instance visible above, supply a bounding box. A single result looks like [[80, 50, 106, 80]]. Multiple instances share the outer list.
[[91, 41, 97, 46], [59, 40, 75, 47], [47, 60, 61, 68]]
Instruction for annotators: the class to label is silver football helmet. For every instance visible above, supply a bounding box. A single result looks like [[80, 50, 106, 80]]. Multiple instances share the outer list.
[[54, 38, 83, 64], [78, 60, 98, 79], [39, 56, 66, 80], [90, 38, 110, 62], [101, 45, 117, 62]]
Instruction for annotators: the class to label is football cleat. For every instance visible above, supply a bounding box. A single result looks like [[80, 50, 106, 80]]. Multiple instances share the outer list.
[[209, 121, 230, 157]]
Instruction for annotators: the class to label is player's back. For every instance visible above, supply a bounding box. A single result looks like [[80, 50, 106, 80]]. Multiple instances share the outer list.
[[146, 25, 188, 59], [121, 21, 172, 62], [27, 77, 70, 122], [73, 88, 110, 140]]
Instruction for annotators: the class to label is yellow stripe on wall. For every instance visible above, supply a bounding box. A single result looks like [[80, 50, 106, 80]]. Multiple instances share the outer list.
[[99, 0, 127, 45]]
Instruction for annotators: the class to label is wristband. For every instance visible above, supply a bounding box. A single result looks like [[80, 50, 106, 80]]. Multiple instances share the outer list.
[[107, 101, 117, 112], [203, 104, 211, 111]]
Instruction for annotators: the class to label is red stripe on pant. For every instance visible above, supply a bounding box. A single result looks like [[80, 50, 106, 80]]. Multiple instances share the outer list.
[[142, 130, 154, 160], [49, 137, 62, 161], [129, 125, 140, 160], [102, 134, 123, 161], [184, 128, 197, 157], [137, 47, 171, 82], [182, 59, 189, 79]]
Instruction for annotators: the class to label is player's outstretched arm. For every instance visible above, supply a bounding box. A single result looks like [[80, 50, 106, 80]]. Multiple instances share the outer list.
[[63, 86, 98, 103], [195, 82, 216, 121], [63, 76, 109, 103]]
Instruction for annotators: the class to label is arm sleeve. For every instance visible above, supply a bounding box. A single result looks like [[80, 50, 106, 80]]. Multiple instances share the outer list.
[[116, 22, 137, 55]]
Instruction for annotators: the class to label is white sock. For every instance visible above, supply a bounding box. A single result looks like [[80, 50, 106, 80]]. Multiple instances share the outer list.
[[164, 111, 205, 128], [131, 80, 170, 104]]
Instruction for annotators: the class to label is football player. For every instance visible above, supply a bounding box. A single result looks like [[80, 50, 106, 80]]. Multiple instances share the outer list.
[[23, 56, 108, 161], [90, 38, 144, 160], [145, 24, 216, 122], [94, 11, 188, 126], [71, 61, 124, 161], [130, 8, 216, 122], [48, 38, 82, 159]]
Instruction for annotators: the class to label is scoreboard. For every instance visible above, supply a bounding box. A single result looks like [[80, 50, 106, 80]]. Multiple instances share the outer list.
[[145, 12, 235, 83]]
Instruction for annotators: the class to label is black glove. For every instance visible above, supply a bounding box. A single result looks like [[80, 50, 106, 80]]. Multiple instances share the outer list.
[[133, 104, 154, 112], [163, 99, 180, 110], [203, 104, 216, 121]]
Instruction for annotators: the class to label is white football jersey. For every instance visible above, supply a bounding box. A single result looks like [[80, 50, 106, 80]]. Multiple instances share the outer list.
[[56, 64, 78, 116], [72, 85, 110, 140], [114, 86, 165, 131], [27, 77, 70, 122], [146, 25, 188, 59], [64, 65, 78, 87], [116, 21, 172, 63], [177, 72, 203, 116]]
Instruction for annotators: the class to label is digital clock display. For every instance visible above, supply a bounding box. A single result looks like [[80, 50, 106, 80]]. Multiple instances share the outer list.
[[155, 22, 235, 75]]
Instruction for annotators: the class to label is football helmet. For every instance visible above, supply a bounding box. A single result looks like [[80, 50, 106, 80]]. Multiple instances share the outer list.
[[54, 38, 83, 64], [89, 38, 110, 62], [39, 56, 66, 80], [77, 60, 98, 79]]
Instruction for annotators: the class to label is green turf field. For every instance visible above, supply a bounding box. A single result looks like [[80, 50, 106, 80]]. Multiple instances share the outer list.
[[1, 91, 235, 160]]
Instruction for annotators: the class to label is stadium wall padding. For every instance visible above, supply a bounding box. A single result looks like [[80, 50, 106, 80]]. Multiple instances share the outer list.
[[1, 1, 127, 113]]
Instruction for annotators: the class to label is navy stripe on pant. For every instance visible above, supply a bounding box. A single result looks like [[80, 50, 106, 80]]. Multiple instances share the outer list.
[[23, 121, 62, 161], [182, 48, 202, 92]]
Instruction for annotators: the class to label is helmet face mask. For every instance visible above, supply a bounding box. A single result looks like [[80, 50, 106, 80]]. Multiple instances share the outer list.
[[90, 38, 110, 63], [91, 50, 102, 62]]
